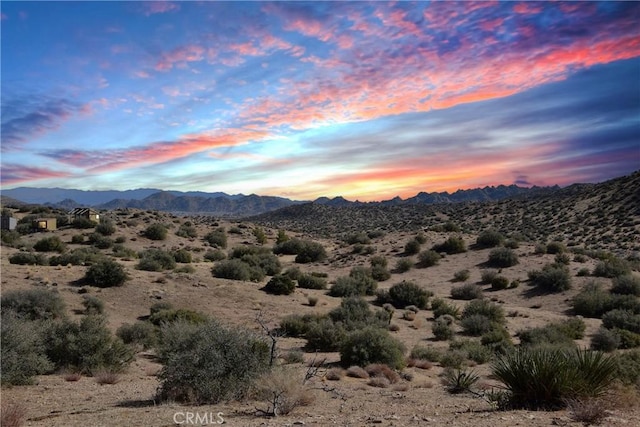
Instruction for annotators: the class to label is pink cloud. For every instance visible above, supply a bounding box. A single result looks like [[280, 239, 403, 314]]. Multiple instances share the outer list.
[[143, 1, 180, 16], [155, 44, 205, 71], [1, 164, 71, 185]]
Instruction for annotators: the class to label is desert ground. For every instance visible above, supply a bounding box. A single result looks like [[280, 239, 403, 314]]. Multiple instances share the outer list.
[[1, 178, 640, 427]]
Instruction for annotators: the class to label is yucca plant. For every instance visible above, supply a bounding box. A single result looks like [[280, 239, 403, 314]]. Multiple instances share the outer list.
[[491, 347, 616, 410], [442, 368, 479, 394]]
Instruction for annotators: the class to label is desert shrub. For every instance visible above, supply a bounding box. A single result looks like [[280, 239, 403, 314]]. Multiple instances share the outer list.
[[518, 319, 585, 349], [329, 268, 377, 297], [476, 230, 505, 248], [1, 310, 53, 385], [72, 217, 96, 229], [453, 269, 470, 282], [176, 223, 198, 238], [371, 264, 391, 281], [112, 244, 137, 259], [386, 281, 431, 309], [203, 249, 226, 261], [212, 258, 265, 281], [616, 329, 640, 349], [442, 367, 480, 393], [1, 229, 21, 246], [431, 298, 461, 319], [590, 328, 620, 352], [295, 241, 327, 263], [45, 315, 134, 374], [1, 401, 27, 427], [329, 297, 388, 329], [173, 249, 192, 263], [88, 233, 114, 249], [480, 269, 499, 284], [305, 319, 347, 352], [116, 321, 158, 350], [238, 252, 282, 276], [528, 263, 571, 292], [612, 349, 640, 386], [85, 259, 128, 287], [203, 229, 227, 248], [340, 327, 406, 370], [143, 223, 168, 241], [554, 253, 571, 265], [370, 255, 387, 268], [33, 236, 66, 253], [462, 299, 505, 324], [593, 257, 631, 278], [297, 273, 327, 290], [95, 220, 116, 236], [504, 239, 520, 249], [279, 314, 321, 338], [572, 282, 611, 317], [282, 350, 305, 364], [602, 310, 640, 334], [345, 232, 370, 245], [410, 345, 443, 362], [487, 247, 519, 268], [149, 308, 208, 326], [49, 247, 102, 266], [263, 275, 295, 295], [1, 289, 65, 320], [414, 250, 439, 269], [432, 315, 455, 340], [157, 320, 270, 404], [9, 251, 48, 266], [461, 314, 493, 336], [450, 339, 492, 364], [491, 275, 510, 290], [254, 367, 314, 416], [273, 238, 306, 255], [404, 239, 421, 255], [432, 236, 466, 254], [451, 283, 483, 300], [546, 241, 566, 254], [611, 275, 640, 296], [440, 349, 467, 369], [491, 348, 617, 409], [81, 295, 104, 315], [481, 326, 514, 355], [394, 258, 413, 273], [150, 301, 173, 316], [137, 248, 176, 271]]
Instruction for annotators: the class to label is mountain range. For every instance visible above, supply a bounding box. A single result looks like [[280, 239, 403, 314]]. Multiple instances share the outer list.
[[1, 183, 562, 217]]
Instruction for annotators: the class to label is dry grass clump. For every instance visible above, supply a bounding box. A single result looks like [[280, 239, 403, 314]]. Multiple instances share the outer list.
[[364, 363, 400, 384], [345, 366, 369, 379], [94, 370, 121, 385], [367, 377, 391, 388], [325, 368, 344, 381], [566, 398, 610, 426], [407, 358, 433, 370], [254, 368, 315, 416], [1, 402, 26, 427], [63, 371, 82, 382]]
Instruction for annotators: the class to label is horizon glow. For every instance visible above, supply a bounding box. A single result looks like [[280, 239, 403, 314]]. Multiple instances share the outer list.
[[1, 1, 639, 201]]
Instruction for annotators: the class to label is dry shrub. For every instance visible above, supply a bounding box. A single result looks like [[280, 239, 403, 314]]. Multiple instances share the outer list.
[[325, 368, 344, 381], [402, 311, 416, 321], [566, 398, 610, 426], [365, 364, 400, 384], [254, 368, 314, 416], [1, 403, 26, 427], [392, 383, 409, 391], [604, 382, 640, 410], [95, 370, 120, 385], [346, 366, 369, 379], [63, 371, 82, 382], [368, 377, 390, 388], [407, 358, 433, 370], [389, 323, 400, 332]]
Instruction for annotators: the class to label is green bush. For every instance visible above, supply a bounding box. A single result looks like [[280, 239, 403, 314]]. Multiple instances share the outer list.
[[339, 327, 406, 370], [1, 310, 53, 385], [451, 283, 483, 300], [590, 327, 620, 352], [137, 248, 176, 271], [33, 236, 66, 253], [487, 247, 519, 268], [518, 319, 585, 349], [417, 250, 441, 267], [204, 229, 227, 248], [449, 339, 492, 364], [263, 275, 295, 295], [480, 269, 499, 284], [440, 350, 467, 369], [491, 348, 617, 409], [173, 249, 192, 263], [49, 247, 102, 266], [297, 273, 327, 290], [461, 314, 493, 336], [203, 249, 226, 262], [305, 319, 346, 352], [149, 308, 209, 326], [394, 258, 413, 273], [481, 326, 514, 355], [45, 315, 134, 374], [112, 244, 137, 259], [212, 259, 264, 282], [593, 257, 631, 278], [345, 232, 371, 245], [95, 220, 116, 236], [462, 299, 505, 324], [491, 275, 510, 290], [85, 259, 128, 287], [404, 239, 421, 255], [432, 236, 466, 254], [410, 344, 443, 362], [88, 233, 114, 249], [1, 229, 21, 246], [476, 230, 504, 248], [81, 295, 104, 315], [238, 252, 282, 276], [545, 241, 566, 254], [386, 281, 431, 309], [329, 273, 377, 297], [453, 269, 470, 282], [432, 315, 455, 340], [431, 298, 461, 319], [602, 309, 640, 334], [612, 349, 640, 386], [616, 329, 640, 349], [1, 289, 65, 320], [116, 321, 158, 350], [572, 281, 611, 317], [528, 263, 571, 292], [72, 217, 97, 229], [176, 223, 198, 238], [157, 320, 271, 404], [371, 264, 391, 281], [611, 275, 640, 296], [143, 223, 168, 241], [279, 314, 321, 338], [295, 241, 327, 263], [329, 297, 388, 331]]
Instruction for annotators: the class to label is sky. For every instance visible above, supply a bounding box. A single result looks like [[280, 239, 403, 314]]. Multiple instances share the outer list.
[[1, 1, 639, 202]]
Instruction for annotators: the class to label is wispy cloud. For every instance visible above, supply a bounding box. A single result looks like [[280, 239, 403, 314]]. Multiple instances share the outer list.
[[0, 164, 71, 185], [142, 1, 180, 17]]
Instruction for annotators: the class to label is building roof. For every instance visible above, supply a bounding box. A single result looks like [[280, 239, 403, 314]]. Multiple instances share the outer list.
[[68, 207, 99, 215]]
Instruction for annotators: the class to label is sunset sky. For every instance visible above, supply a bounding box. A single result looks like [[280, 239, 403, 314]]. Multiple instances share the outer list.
[[1, 1, 639, 201]]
